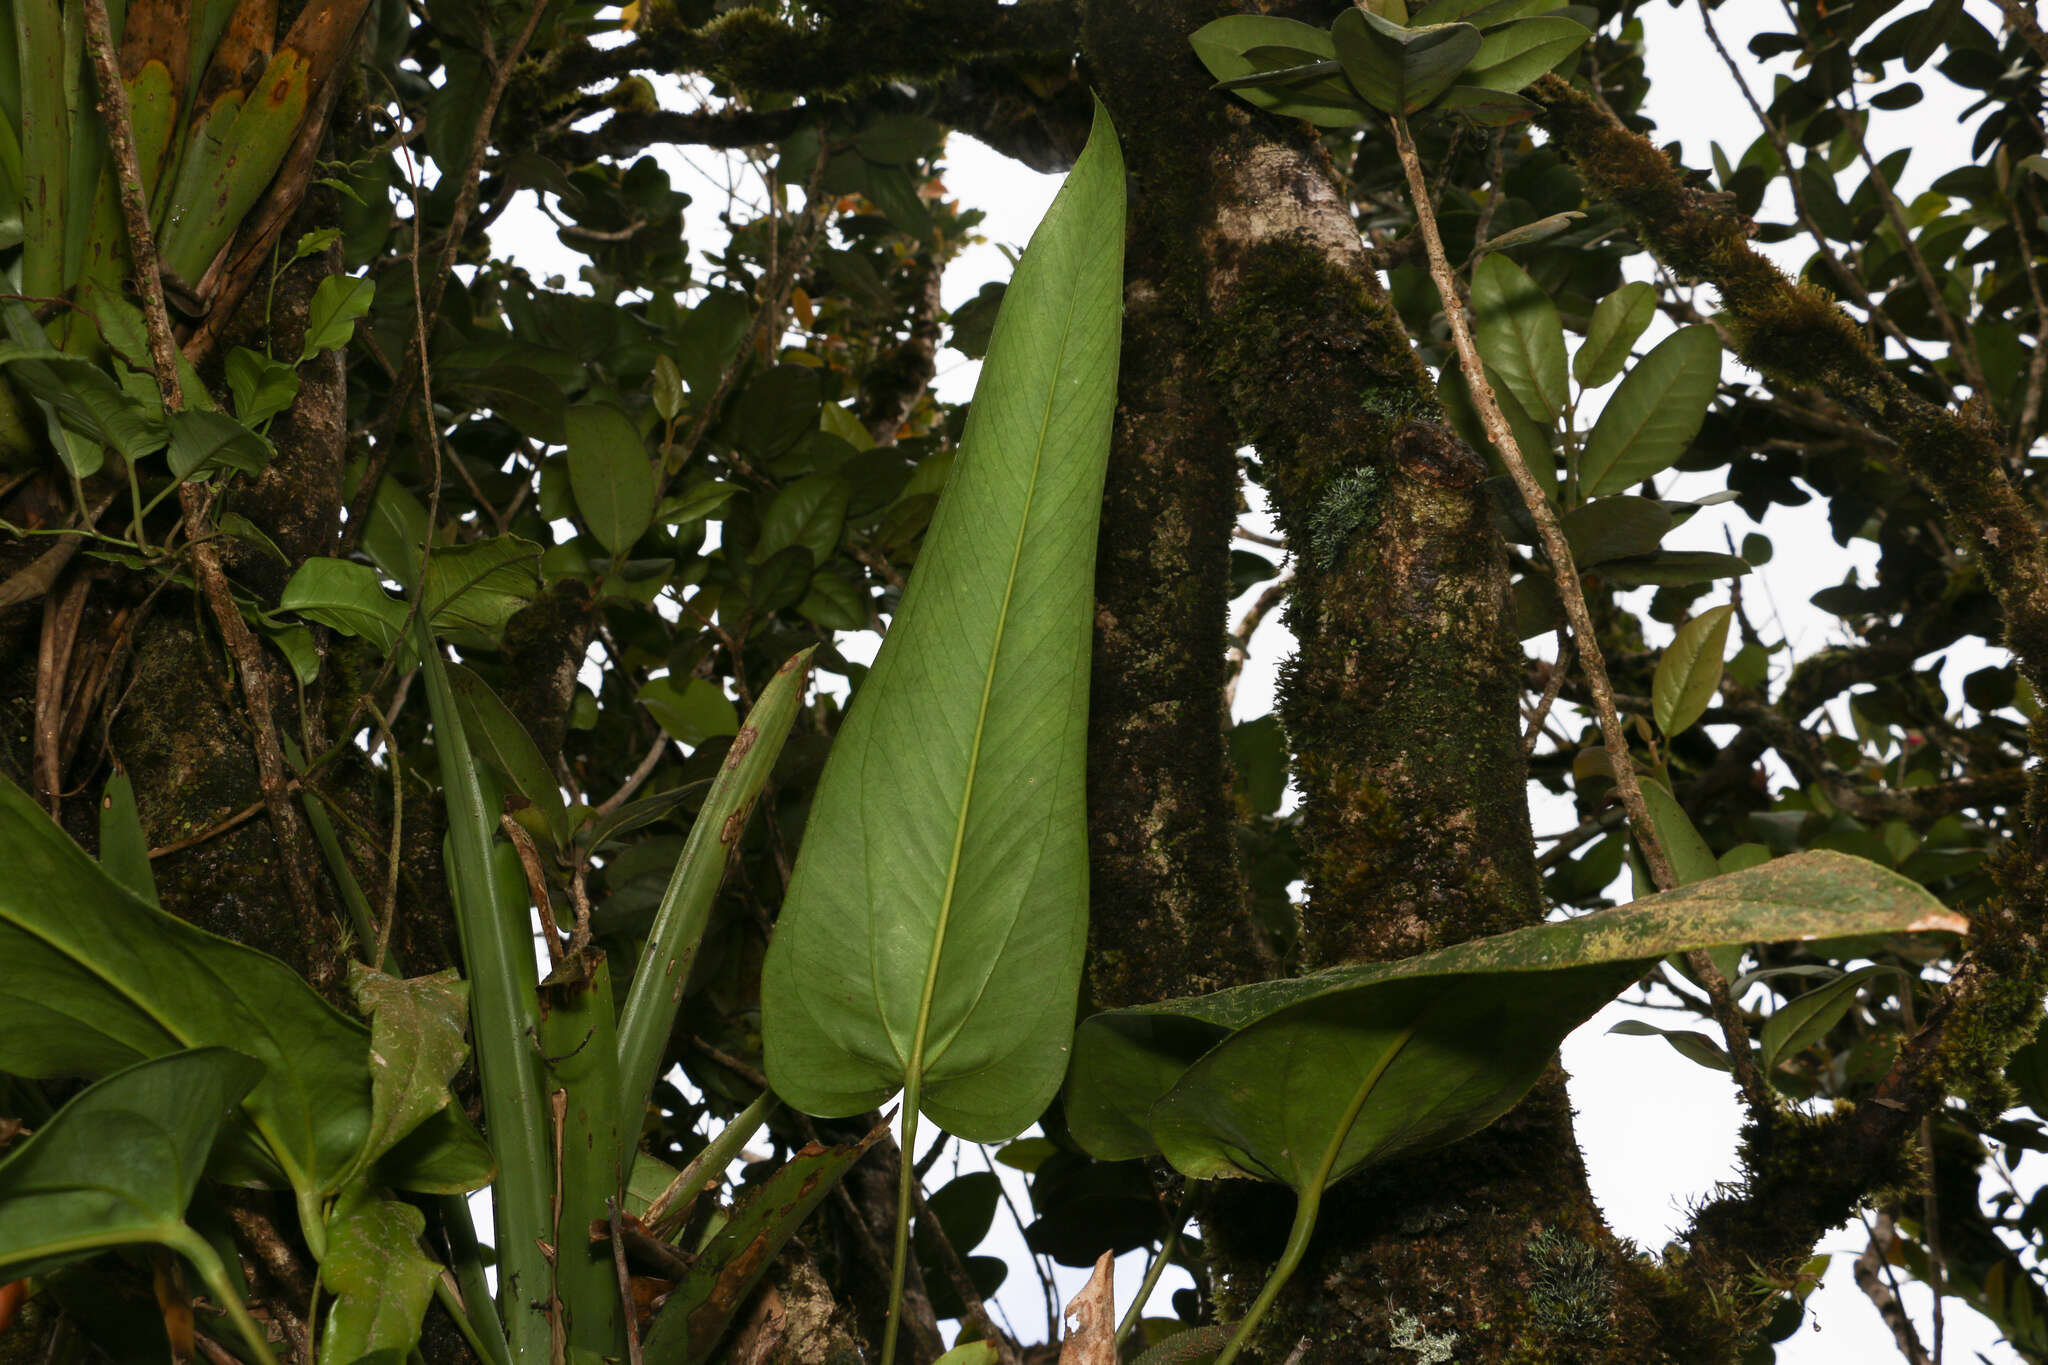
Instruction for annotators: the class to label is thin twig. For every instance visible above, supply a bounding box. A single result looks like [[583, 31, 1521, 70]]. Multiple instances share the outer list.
[[1524, 628, 1573, 757], [148, 800, 266, 859], [1853, 1211, 1932, 1365], [1391, 112, 1772, 1116], [594, 733, 670, 818]]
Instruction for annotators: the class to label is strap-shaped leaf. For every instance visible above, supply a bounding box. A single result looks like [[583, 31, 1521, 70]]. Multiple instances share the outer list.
[[1330, 8, 1482, 116], [1066, 851, 1966, 1183], [762, 105, 1124, 1142]]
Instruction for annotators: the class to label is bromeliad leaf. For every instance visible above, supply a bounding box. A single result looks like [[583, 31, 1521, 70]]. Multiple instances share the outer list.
[[761, 105, 1124, 1141], [640, 1119, 890, 1365]]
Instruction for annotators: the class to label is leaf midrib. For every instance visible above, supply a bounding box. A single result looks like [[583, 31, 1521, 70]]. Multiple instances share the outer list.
[[899, 277, 1086, 1090]]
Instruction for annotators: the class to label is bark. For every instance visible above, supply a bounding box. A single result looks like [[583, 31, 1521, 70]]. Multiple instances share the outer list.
[[1078, 4, 1646, 1361]]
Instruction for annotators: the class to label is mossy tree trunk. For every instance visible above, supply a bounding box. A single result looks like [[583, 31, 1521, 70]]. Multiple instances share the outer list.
[[1079, 4, 1703, 1360]]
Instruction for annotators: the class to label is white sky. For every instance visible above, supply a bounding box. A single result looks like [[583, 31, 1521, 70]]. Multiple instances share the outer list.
[[475, 4, 2029, 1358]]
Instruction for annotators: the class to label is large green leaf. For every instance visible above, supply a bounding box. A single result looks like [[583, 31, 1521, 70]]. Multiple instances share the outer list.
[[0, 1048, 260, 1280], [538, 950, 626, 1361], [0, 773, 373, 1199], [0, 1048, 280, 1365], [1579, 325, 1722, 495], [1189, 16, 1367, 127], [1330, 9, 1482, 116], [761, 105, 1124, 1141], [446, 661, 570, 848], [1470, 253, 1568, 425], [1065, 851, 1966, 1181]]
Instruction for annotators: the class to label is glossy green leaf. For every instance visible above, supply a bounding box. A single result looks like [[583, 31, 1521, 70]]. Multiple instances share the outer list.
[[1759, 965, 1901, 1073], [1435, 84, 1538, 126], [566, 402, 656, 558], [640, 1119, 889, 1365], [1594, 550, 1750, 587], [616, 650, 814, 1159], [1470, 254, 1568, 424], [1652, 604, 1735, 737], [319, 1198, 441, 1365], [1331, 9, 1483, 115], [0, 773, 373, 1199], [366, 1105, 496, 1194], [1066, 850, 1966, 1180], [1580, 325, 1722, 495], [1573, 281, 1657, 388], [1189, 16, 1368, 127], [659, 480, 741, 527], [756, 473, 852, 565], [300, 274, 375, 362], [98, 770, 160, 910], [280, 558, 406, 652], [0, 341, 165, 466], [1605, 1019, 1731, 1071], [167, 409, 274, 481], [934, 1346, 1000, 1365], [651, 354, 686, 423], [421, 537, 544, 648], [446, 662, 570, 848], [761, 106, 1124, 1141], [225, 347, 302, 428], [1638, 778, 1717, 886], [1476, 209, 1585, 252], [0, 1048, 260, 1279], [1459, 15, 1591, 93]]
